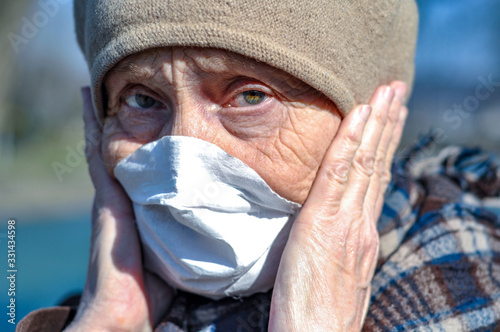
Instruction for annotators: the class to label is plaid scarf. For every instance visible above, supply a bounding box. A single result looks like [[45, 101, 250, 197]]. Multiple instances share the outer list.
[[156, 138, 500, 332]]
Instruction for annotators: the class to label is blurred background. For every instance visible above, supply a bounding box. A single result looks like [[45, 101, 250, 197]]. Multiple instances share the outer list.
[[0, 1, 500, 331]]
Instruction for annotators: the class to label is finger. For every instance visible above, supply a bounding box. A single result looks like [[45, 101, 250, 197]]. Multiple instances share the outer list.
[[302, 104, 372, 216], [82, 87, 101, 160], [366, 82, 407, 212], [387, 105, 408, 164], [374, 106, 408, 215], [82, 87, 115, 192], [384, 105, 409, 184], [82, 88, 138, 270], [341, 86, 394, 212], [382, 81, 407, 160], [376, 82, 407, 165]]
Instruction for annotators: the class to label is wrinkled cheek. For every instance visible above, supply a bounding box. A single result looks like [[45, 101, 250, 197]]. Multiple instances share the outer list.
[[102, 117, 145, 177], [118, 108, 171, 142], [103, 138, 143, 177], [218, 104, 284, 140]]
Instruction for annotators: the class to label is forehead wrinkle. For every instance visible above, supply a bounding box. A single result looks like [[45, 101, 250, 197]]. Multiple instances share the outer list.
[[192, 54, 233, 74], [181, 49, 265, 79], [186, 52, 300, 92], [195, 51, 315, 98]]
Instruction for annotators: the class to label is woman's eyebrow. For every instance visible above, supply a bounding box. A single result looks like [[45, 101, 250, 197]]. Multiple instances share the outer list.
[[109, 59, 159, 82]]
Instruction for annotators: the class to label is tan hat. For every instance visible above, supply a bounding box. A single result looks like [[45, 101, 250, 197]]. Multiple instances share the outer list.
[[75, 0, 418, 123]]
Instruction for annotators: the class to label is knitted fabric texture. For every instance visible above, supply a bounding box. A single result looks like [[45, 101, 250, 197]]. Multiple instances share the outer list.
[[74, 0, 418, 122]]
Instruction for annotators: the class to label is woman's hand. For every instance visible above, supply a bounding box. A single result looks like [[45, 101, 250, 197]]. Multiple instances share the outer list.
[[64, 88, 174, 332], [269, 82, 408, 331]]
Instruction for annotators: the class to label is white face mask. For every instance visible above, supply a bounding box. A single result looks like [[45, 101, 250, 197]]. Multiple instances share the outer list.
[[114, 136, 301, 300]]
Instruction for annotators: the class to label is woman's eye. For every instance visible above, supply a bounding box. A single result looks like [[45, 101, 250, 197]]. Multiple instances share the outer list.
[[230, 90, 267, 107], [242, 90, 266, 105], [125, 94, 161, 109]]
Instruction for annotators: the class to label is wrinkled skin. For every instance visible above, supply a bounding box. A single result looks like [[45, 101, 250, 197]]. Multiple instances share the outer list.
[[65, 48, 408, 331], [102, 48, 341, 204]]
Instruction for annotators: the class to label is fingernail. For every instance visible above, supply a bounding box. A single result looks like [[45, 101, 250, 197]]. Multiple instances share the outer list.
[[383, 86, 395, 101], [360, 105, 372, 120]]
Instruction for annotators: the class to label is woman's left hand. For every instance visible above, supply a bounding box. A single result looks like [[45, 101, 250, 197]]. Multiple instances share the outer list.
[[269, 81, 408, 331], [64, 88, 173, 332]]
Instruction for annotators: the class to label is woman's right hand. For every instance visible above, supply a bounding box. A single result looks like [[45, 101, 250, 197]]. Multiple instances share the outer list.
[[64, 88, 174, 332], [270, 81, 408, 331]]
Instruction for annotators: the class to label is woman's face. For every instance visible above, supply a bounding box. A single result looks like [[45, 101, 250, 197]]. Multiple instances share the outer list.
[[103, 48, 341, 204]]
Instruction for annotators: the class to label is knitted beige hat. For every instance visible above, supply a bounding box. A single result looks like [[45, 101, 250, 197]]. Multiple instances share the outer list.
[[75, 0, 418, 122]]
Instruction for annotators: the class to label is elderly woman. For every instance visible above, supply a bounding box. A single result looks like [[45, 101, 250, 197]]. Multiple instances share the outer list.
[[19, 0, 500, 331]]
